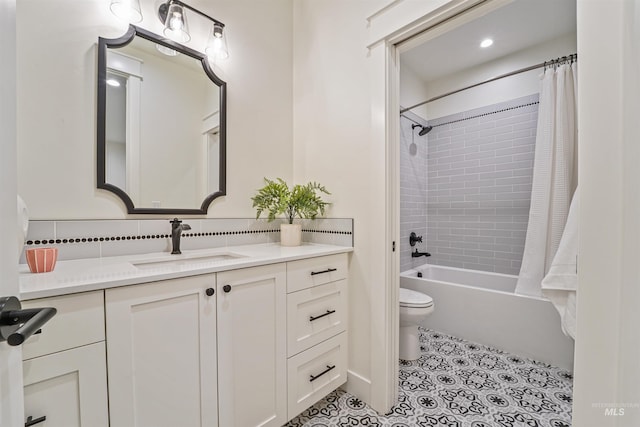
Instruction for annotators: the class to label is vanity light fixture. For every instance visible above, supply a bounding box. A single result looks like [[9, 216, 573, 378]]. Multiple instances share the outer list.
[[205, 22, 229, 60], [161, 2, 190, 42], [480, 38, 494, 48], [158, 0, 229, 61], [109, 0, 143, 23], [106, 78, 121, 87]]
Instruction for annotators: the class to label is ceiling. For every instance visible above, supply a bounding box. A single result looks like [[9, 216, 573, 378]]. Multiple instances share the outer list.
[[400, 0, 577, 83]]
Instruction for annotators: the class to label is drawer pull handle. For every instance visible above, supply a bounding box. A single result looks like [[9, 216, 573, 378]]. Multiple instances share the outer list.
[[205, 288, 215, 296], [310, 268, 337, 276], [310, 365, 336, 382], [25, 415, 47, 427], [223, 285, 231, 293], [309, 310, 336, 322]]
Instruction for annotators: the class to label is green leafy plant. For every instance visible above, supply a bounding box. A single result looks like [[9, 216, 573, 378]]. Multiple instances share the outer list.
[[251, 178, 330, 224]]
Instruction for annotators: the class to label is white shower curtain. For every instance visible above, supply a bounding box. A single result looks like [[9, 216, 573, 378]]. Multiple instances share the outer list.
[[515, 62, 578, 297]]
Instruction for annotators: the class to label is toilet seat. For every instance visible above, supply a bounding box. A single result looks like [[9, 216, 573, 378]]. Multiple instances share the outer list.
[[399, 288, 433, 308]]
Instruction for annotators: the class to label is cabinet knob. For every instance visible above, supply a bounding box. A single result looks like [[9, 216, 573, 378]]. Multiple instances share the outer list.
[[223, 285, 231, 293], [205, 288, 215, 296]]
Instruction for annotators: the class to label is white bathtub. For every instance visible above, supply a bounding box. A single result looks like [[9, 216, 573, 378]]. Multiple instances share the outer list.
[[400, 263, 574, 371]]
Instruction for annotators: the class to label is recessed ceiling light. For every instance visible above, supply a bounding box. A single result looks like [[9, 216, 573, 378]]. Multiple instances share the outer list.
[[106, 79, 121, 87], [480, 38, 493, 48]]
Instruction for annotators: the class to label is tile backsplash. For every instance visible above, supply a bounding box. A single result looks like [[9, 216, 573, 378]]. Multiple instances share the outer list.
[[22, 218, 353, 263]]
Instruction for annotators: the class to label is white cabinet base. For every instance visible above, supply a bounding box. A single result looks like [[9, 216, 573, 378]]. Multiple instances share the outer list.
[[287, 332, 348, 420], [23, 342, 109, 427], [106, 275, 217, 427], [287, 280, 347, 357], [217, 264, 287, 427]]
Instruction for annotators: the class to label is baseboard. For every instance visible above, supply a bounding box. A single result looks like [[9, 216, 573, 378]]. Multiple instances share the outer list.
[[342, 370, 371, 403]]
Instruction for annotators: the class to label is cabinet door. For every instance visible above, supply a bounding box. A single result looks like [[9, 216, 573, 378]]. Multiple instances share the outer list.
[[106, 275, 217, 427], [217, 264, 287, 427], [23, 342, 109, 427]]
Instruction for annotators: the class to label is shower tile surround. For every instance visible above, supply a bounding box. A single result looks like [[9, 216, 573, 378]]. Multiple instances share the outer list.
[[286, 327, 573, 427], [21, 218, 353, 263], [401, 94, 539, 275], [400, 110, 429, 273]]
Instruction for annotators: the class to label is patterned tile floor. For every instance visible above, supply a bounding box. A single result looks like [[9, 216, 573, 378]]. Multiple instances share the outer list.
[[285, 328, 573, 427]]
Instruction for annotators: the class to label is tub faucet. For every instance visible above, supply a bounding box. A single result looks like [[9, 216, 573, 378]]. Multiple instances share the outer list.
[[412, 248, 431, 258], [170, 218, 191, 255]]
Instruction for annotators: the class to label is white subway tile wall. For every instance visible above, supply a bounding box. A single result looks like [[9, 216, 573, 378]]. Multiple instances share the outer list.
[[21, 218, 353, 263], [400, 111, 429, 272], [401, 94, 538, 275]]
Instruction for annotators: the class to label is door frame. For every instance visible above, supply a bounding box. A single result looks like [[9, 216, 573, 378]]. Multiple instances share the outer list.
[[0, 0, 24, 425], [367, 0, 521, 412]]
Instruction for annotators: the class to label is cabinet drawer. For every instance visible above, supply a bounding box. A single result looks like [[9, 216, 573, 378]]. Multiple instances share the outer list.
[[287, 280, 347, 356], [287, 332, 347, 420], [287, 254, 348, 293], [23, 342, 109, 427], [22, 291, 105, 360]]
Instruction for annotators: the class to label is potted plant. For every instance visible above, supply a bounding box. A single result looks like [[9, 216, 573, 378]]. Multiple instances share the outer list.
[[251, 178, 330, 246]]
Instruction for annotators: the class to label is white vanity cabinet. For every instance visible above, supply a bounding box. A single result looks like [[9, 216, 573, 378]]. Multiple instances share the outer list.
[[21, 291, 109, 427], [22, 248, 350, 427], [285, 254, 349, 420], [105, 274, 218, 427], [105, 264, 287, 427], [216, 264, 287, 427]]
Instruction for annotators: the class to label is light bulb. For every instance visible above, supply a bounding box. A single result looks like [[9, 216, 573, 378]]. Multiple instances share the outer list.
[[169, 12, 183, 30], [206, 25, 229, 61], [163, 3, 190, 43], [480, 38, 493, 48]]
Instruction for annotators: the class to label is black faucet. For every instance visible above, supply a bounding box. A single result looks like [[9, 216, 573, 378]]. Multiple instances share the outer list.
[[170, 218, 191, 254], [412, 248, 431, 258]]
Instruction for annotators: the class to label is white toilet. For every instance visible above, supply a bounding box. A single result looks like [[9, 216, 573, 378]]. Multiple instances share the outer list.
[[399, 287, 434, 360]]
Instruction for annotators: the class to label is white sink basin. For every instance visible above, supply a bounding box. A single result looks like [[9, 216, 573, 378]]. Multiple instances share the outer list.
[[132, 252, 246, 270]]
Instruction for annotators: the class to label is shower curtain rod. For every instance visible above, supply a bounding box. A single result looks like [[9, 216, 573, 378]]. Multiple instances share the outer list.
[[399, 53, 577, 114]]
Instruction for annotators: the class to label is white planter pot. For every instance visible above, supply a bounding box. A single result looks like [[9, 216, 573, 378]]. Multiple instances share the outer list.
[[280, 223, 302, 246]]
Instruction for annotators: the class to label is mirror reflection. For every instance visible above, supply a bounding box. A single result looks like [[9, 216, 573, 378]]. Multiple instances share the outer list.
[[98, 26, 226, 214]]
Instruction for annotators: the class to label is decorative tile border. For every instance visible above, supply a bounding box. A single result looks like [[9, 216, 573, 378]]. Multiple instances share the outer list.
[[21, 218, 353, 263], [429, 100, 540, 129], [25, 229, 282, 246]]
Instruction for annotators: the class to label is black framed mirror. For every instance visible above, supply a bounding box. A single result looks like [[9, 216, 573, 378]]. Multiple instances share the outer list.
[[97, 25, 226, 214]]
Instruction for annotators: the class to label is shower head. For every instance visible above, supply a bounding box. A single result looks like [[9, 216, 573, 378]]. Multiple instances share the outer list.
[[412, 124, 433, 136]]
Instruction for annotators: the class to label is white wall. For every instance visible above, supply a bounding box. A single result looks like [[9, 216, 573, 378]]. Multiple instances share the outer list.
[[293, 0, 388, 407], [422, 33, 576, 119], [399, 64, 429, 119], [16, 0, 293, 219]]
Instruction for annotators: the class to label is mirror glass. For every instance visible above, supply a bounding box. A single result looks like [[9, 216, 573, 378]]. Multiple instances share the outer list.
[[98, 26, 226, 214]]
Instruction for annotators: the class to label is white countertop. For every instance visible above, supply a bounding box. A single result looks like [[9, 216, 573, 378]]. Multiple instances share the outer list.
[[20, 243, 353, 300]]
